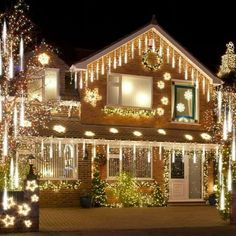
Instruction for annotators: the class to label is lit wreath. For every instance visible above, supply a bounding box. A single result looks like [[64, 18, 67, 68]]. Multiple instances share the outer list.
[[142, 48, 163, 71]]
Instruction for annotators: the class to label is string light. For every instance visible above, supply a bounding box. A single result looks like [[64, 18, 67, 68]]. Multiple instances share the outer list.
[[18, 203, 31, 216]]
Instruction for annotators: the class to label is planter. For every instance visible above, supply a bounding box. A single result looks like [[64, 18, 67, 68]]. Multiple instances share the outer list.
[[80, 196, 92, 208]]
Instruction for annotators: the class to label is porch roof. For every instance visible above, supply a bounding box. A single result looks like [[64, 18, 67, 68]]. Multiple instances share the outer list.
[[40, 117, 213, 144]]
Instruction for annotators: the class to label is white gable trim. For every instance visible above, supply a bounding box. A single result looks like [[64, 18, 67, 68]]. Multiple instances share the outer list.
[[73, 23, 221, 85]]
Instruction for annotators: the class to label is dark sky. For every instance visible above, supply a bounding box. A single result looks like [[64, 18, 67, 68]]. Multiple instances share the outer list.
[[0, 0, 235, 73]]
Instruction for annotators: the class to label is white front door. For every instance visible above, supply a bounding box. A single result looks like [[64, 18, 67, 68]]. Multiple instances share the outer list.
[[169, 153, 202, 201]]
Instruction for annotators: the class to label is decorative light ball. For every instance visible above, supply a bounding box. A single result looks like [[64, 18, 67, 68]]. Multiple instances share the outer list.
[[157, 108, 164, 116], [163, 72, 171, 81], [176, 103, 185, 112], [161, 97, 168, 105], [38, 53, 50, 65], [157, 81, 165, 89], [184, 90, 192, 100]]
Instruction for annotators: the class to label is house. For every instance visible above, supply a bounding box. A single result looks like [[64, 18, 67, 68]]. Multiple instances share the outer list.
[[27, 19, 222, 207]]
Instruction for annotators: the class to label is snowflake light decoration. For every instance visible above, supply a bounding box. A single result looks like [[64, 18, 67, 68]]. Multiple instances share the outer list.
[[163, 72, 171, 81], [26, 180, 38, 192], [176, 103, 185, 112], [157, 108, 164, 116], [184, 90, 192, 100], [18, 203, 31, 216], [157, 81, 165, 89], [161, 97, 169, 105], [7, 197, 16, 209], [24, 220, 32, 228], [31, 194, 39, 202], [84, 88, 102, 107]]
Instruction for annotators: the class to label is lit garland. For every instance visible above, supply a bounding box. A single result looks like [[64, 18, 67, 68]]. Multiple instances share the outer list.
[[142, 47, 163, 71], [103, 106, 164, 118], [39, 180, 81, 192], [163, 150, 170, 200]]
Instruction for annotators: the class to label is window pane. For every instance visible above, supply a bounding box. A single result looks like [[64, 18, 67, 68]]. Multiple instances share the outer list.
[[122, 147, 134, 176], [107, 86, 119, 105], [109, 158, 120, 177], [174, 86, 195, 120], [135, 147, 151, 178], [35, 142, 77, 179], [171, 154, 184, 179], [45, 68, 59, 101], [122, 75, 152, 108], [28, 78, 43, 101]]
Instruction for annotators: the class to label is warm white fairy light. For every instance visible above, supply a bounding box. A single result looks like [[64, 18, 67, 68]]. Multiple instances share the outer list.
[[124, 45, 128, 64], [138, 38, 142, 56], [9, 42, 14, 79], [96, 62, 99, 80], [26, 180, 38, 192], [3, 121, 8, 157], [107, 143, 110, 160], [80, 72, 83, 89], [74, 72, 78, 89], [227, 104, 232, 133], [113, 51, 117, 69], [2, 215, 15, 227], [20, 37, 24, 71], [31, 194, 39, 202], [49, 139, 53, 159], [18, 203, 31, 216], [202, 145, 206, 163], [202, 77, 206, 95], [90, 68, 94, 82], [148, 147, 151, 163], [182, 146, 185, 163], [13, 105, 18, 137], [223, 107, 228, 140], [19, 92, 25, 127], [193, 147, 197, 164], [172, 148, 175, 163], [41, 139, 44, 159], [101, 58, 105, 75], [119, 49, 122, 66], [2, 20, 7, 53], [85, 71, 88, 87], [207, 84, 210, 102], [178, 56, 181, 73], [0, 50, 2, 76], [232, 127, 236, 161], [133, 144, 136, 161]]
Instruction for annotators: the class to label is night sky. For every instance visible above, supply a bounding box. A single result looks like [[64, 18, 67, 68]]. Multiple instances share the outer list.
[[0, 0, 235, 73]]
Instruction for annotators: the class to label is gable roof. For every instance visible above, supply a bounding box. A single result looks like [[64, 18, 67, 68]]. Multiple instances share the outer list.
[[72, 22, 221, 85]]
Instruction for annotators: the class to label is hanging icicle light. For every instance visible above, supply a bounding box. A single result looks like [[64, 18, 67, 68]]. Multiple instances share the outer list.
[[133, 144, 136, 161], [227, 101, 232, 133], [216, 145, 219, 161], [138, 38, 142, 56], [3, 121, 8, 157], [113, 51, 117, 69], [172, 148, 175, 163], [191, 68, 194, 82], [19, 92, 25, 127], [13, 105, 17, 138], [107, 143, 110, 160], [80, 71, 83, 89], [96, 62, 99, 80], [159, 143, 162, 160], [145, 36, 148, 51], [217, 89, 222, 122], [232, 126, 236, 161], [148, 146, 151, 163], [119, 49, 122, 66], [101, 58, 105, 75], [227, 161, 232, 191], [193, 147, 197, 164], [182, 146, 185, 163], [85, 71, 88, 87], [159, 41, 163, 56], [167, 46, 170, 63], [0, 42, 2, 76], [223, 107, 228, 141], [83, 140, 85, 159], [2, 176, 8, 211], [184, 64, 188, 80], [93, 141, 96, 161], [178, 56, 181, 73], [10, 157, 14, 189], [207, 83, 210, 102], [220, 177, 225, 211], [9, 42, 14, 79], [203, 77, 206, 95], [41, 139, 44, 159], [58, 140, 62, 158], [119, 144, 122, 161], [19, 37, 24, 72], [2, 20, 7, 53], [108, 57, 111, 72], [172, 51, 175, 68], [131, 42, 134, 58], [124, 45, 128, 64], [14, 153, 19, 189], [74, 72, 78, 89], [152, 38, 155, 52], [218, 153, 223, 185], [90, 69, 94, 82], [49, 139, 53, 159]]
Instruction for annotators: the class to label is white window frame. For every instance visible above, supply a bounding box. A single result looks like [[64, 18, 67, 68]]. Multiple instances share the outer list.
[[107, 73, 153, 109]]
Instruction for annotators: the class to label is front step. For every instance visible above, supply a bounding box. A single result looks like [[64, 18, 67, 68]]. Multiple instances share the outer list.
[[168, 201, 206, 206]]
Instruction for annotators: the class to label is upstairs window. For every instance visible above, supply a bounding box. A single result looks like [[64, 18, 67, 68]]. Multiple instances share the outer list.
[[107, 74, 152, 108], [172, 83, 197, 123], [28, 68, 59, 102]]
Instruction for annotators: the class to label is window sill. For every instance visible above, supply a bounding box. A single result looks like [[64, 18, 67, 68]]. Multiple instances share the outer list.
[[106, 177, 154, 181], [171, 121, 201, 126]]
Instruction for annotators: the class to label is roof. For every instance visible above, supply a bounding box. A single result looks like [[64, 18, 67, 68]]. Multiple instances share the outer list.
[[39, 117, 212, 144], [73, 22, 221, 85]]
